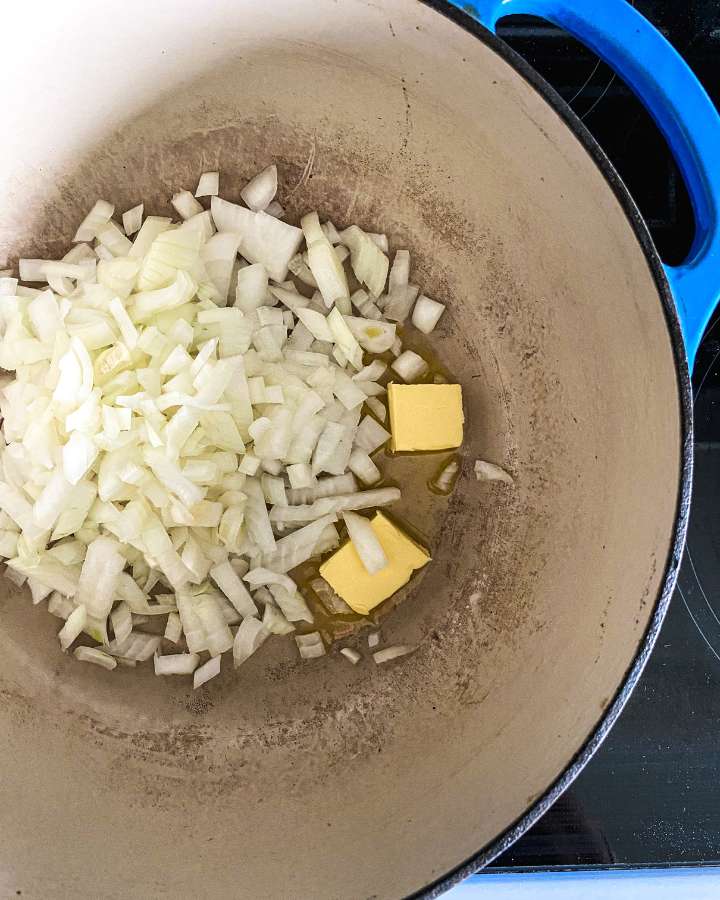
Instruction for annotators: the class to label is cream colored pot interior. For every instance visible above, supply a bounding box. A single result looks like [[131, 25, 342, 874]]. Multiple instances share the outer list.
[[0, 1, 681, 897]]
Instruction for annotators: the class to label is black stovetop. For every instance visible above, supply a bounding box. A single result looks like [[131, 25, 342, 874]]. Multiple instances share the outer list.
[[486, 1, 720, 870]]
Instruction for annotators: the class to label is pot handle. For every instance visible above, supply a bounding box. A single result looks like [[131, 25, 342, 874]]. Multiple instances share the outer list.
[[460, 0, 720, 368]]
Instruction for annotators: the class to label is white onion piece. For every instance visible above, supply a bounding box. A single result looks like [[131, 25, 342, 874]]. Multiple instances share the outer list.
[[58, 604, 87, 650], [155, 652, 200, 675], [295, 631, 325, 659], [110, 601, 133, 644], [262, 602, 295, 635], [391, 350, 429, 383], [233, 616, 269, 667], [211, 197, 302, 282], [261, 514, 338, 573], [365, 397, 387, 422], [193, 655, 221, 689], [432, 458, 460, 494], [411, 294, 446, 334], [77, 536, 125, 620], [340, 647, 361, 665], [355, 416, 391, 453], [210, 559, 258, 618], [269, 487, 400, 523], [171, 190, 204, 221], [74, 646, 117, 670], [474, 460, 514, 484], [122, 204, 144, 236], [373, 645, 415, 664], [195, 171, 220, 198], [339, 225, 389, 298], [295, 308, 333, 342], [343, 316, 396, 353], [368, 632, 380, 649], [285, 473, 357, 505], [73, 200, 114, 243], [343, 511, 387, 574], [348, 449, 381, 485], [240, 165, 278, 212]]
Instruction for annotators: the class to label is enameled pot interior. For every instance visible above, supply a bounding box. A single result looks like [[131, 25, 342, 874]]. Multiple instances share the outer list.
[[0, 1, 682, 896]]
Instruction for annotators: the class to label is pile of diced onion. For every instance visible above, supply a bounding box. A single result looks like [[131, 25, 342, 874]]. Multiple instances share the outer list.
[[0, 165, 447, 687]]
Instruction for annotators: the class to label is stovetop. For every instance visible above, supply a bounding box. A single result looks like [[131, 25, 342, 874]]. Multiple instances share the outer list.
[[483, 1, 720, 871]]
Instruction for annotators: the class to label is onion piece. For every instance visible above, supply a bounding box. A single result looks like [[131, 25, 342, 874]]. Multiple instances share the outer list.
[[391, 350, 429, 383], [195, 171, 220, 198], [122, 204, 144, 236], [171, 190, 204, 221], [110, 601, 133, 644], [73, 200, 115, 243], [241, 165, 278, 212], [373, 645, 415, 664], [339, 225, 389, 298], [233, 616, 269, 666], [474, 460, 514, 484], [295, 631, 325, 659], [411, 294, 446, 334], [365, 397, 387, 422], [58, 604, 87, 650], [211, 197, 302, 282], [368, 632, 380, 649], [154, 652, 200, 675], [193, 655, 221, 689], [77, 536, 125, 620], [340, 647, 361, 665], [343, 511, 387, 574], [348, 448, 381, 485], [209, 559, 257, 618], [355, 416, 391, 453], [74, 646, 117, 670]]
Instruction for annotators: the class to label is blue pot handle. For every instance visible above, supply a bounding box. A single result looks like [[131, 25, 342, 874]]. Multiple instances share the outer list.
[[454, 0, 720, 369]]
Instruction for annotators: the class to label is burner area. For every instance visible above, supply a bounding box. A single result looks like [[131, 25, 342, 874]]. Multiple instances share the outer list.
[[473, 3, 720, 871]]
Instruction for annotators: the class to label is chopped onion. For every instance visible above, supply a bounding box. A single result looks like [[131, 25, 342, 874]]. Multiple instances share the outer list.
[[348, 449, 381, 485], [365, 397, 387, 422], [0, 163, 461, 684], [122, 204, 144, 236], [340, 647, 361, 665], [373, 645, 415, 664], [295, 631, 325, 659], [195, 171, 219, 198], [211, 197, 302, 282], [355, 416, 391, 453], [240, 165, 278, 212], [368, 632, 380, 649], [391, 350, 429, 382], [58, 604, 87, 650], [155, 652, 200, 675], [74, 646, 117, 670], [432, 457, 460, 494], [339, 225, 389, 298], [73, 200, 114, 243], [171, 190, 204, 221], [474, 460, 514, 484], [343, 511, 387, 574], [193, 655, 221, 689], [411, 294, 446, 334], [233, 616, 269, 666]]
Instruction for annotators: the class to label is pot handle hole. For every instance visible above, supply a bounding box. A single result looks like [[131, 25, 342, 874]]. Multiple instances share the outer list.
[[459, 0, 720, 369]]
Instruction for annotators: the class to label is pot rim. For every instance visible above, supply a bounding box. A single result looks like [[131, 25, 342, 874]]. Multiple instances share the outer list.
[[412, 2, 694, 896]]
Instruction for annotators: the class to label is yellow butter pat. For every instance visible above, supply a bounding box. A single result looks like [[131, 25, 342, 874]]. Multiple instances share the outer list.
[[319, 512, 430, 615], [388, 383, 464, 451]]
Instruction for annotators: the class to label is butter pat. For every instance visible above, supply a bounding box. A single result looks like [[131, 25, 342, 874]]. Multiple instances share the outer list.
[[319, 512, 430, 615], [388, 383, 464, 451]]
